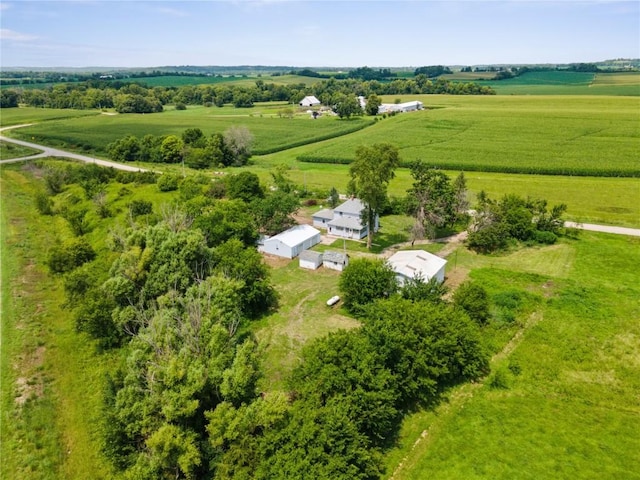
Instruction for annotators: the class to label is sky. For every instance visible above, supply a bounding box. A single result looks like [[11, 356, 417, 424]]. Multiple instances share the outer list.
[[1, 0, 638, 68]]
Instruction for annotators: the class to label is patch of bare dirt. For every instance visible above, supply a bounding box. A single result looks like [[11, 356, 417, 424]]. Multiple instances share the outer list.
[[14, 346, 46, 406]]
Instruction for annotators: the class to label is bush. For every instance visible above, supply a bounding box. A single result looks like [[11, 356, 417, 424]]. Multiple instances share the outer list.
[[534, 230, 557, 245], [157, 174, 179, 192], [175, 102, 187, 110], [47, 238, 96, 274], [453, 281, 491, 325], [128, 199, 153, 217], [34, 190, 53, 215]]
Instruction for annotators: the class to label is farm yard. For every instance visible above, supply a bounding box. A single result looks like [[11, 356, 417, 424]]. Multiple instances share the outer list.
[[1, 69, 640, 480]]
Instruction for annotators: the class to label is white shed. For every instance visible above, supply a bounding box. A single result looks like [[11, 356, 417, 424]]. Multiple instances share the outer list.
[[299, 250, 323, 270], [299, 95, 321, 107], [322, 251, 349, 271], [387, 250, 447, 285], [258, 224, 321, 259]]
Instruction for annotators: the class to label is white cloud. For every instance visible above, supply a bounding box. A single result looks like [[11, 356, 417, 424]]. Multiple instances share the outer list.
[[0, 29, 38, 41]]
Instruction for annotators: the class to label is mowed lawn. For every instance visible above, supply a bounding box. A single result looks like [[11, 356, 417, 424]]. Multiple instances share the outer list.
[[295, 95, 640, 176], [386, 232, 640, 480]]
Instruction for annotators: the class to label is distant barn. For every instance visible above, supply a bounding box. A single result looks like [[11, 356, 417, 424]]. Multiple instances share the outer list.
[[299, 95, 321, 107]]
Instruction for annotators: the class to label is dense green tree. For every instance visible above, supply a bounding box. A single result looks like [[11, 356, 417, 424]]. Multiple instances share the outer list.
[[160, 135, 184, 164], [0, 89, 19, 108], [193, 199, 258, 248], [226, 171, 264, 203], [338, 258, 398, 316], [223, 126, 253, 166], [108, 135, 141, 162], [453, 281, 491, 325], [400, 275, 448, 304], [333, 93, 363, 119], [361, 297, 489, 406], [348, 143, 400, 249], [407, 162, 456, 241], [364, 94, 382, 116], [47, 237, 96, 274], [251, 191, 299, 236]]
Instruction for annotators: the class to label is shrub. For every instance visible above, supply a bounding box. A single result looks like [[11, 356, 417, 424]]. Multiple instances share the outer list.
[[34, 190, 53, 215], [128, 199, 153, 217], [534, 230, 557, 244], [47, 238, 96, 274], [175, 102, 187, 110], [157, 174, 179, 192], [453, 281, 491, 325]]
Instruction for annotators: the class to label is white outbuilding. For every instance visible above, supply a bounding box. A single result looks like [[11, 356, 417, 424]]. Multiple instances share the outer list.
[[258, 224, 321, 259], [299, 250, 323, 270], [387, 250, 447, 285], [299, 95, 321, 107], [322, 251, 349, 272]]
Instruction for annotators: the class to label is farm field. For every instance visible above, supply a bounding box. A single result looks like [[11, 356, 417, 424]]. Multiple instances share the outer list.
[[5, 107, 373, 156], [479, 71, 640, 95], [295, 95, 640, 176], [386, 231, 640, 479]]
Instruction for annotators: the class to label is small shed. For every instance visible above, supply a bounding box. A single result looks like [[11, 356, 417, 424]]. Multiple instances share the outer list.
[[258, 224, 321, 259], [299, 95, 321, 107], [323, 250, 349, 272], [299, 250, 323, 270], [387, 250, 447, 285]]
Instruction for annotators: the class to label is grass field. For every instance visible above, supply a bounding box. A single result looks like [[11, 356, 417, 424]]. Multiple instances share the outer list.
[[0, 141, 40, 159], [6, 107, 373, 156], [386, 231, 640, 479], [0, 166, 115, 480]]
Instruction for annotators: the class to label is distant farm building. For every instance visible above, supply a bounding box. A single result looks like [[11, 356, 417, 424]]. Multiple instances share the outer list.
[[378, 100, 424, 114], [312, 198, 379, 240], [387, 250, 447, 285], [299, 250, 323, 270], [299, 95, 321, 107], [322, 251, 349, 271], [258, 224, 321, 259]]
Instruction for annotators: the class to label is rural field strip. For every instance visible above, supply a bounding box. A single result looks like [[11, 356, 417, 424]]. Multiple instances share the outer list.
[[2, 124, 639, 237], [0, 124, 150, 172]]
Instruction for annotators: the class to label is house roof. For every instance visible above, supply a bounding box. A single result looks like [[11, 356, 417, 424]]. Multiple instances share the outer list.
[[328, 216, 364, 230], [267, 224, 320, 247], [387, 250, 447, 281], [335, 198, 366, 216], [299, 250, 323, 262], [312, 208, 334, 220], [323, 251, 348, 263]]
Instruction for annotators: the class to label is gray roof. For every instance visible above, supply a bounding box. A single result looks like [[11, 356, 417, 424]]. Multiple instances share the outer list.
[[312, 208, 334, 220], [328, 216, 364, 230], [299, 250, 323, 262], [323, 251, 348, 263], [335, 198, 366, 216]]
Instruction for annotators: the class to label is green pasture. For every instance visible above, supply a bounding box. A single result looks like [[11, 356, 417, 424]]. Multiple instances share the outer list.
[[387, 231, 640, 479], [8, 107, 373, 156], [0, 141, 39, 159], [294, 95, 640, 176], [0, 167, 115, 479], [0, 107, 96, 127]]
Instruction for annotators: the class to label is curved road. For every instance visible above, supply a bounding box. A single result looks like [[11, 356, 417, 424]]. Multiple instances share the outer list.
[[1, 124, 638, 237], [0, 124, 149, 172]]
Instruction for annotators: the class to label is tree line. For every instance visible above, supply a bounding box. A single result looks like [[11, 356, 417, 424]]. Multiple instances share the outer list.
[[2, 74, 494, 112]]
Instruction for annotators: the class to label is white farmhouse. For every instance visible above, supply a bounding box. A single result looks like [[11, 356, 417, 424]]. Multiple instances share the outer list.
[[258, 224, 321, 259], [311, 198, 379, 240], [299, 95, 321, 107], [387, 250, 447, 285]]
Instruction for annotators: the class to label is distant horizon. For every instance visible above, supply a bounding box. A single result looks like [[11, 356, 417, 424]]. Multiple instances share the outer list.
[[3, 58, 638, 72], [1, 1, 638, 69]]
